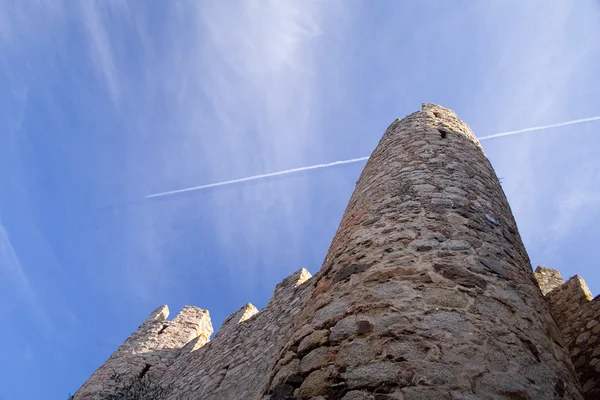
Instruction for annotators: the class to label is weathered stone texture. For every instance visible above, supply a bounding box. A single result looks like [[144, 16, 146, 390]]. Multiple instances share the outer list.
[[535, 268, 600, 400], [535, 266, 565, 295], [158, 268, 314, 400], [73, 105, 588, 400], [73, 305, 213, 400], [266, 104, 581, 399]]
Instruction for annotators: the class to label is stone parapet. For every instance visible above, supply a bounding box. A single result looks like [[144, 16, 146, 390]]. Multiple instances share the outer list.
[[73, 105, 589, 400], [157, 268, 314, 399], [535, 266, 566, 295], [535, 268, 600, 399], [73, 268, 314, 400], [72, 305, 212, 400]]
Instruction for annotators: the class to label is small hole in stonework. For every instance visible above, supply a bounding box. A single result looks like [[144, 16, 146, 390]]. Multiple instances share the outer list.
[[438, 129, 447, 139], [433, 112, 441, 118], [138, 363, 152, 379], [158, 324, 168, 334]]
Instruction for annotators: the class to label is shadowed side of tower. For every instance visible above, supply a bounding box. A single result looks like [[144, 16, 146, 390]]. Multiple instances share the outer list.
[[266, 104, 582, 399]]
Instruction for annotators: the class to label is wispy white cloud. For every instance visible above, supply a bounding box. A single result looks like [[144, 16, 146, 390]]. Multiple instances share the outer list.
[[78, 1, 121, 108], [3, 2, 599, 397], [0, 224, 34, 297], [465, 1, 600, 273], [546, 160, 600, 243], [552, 192, 600, 238], [0, 224, 49, 323], [8, 1, 596, 300], [180, 2, 348, 285], [93, 1, 355, 297], [90, 0, 600, 297]]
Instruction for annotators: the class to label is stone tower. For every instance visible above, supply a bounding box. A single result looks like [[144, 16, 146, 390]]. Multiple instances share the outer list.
[[73, 104, 586, 400], [266, 104, 581, 399]]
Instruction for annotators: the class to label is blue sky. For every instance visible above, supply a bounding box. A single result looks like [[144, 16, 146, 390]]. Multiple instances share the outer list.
[[1, 1, 599, 399]]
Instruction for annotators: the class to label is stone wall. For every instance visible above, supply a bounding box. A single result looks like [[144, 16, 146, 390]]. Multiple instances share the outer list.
[[73, 104, 587, 400], [73, 305, 213, 399], [73, 269, 314, 400], [535, 266, 565, 296], [265, 104, 581, 399], [158, 268, 314, 400], [535, 267, 600, 399]]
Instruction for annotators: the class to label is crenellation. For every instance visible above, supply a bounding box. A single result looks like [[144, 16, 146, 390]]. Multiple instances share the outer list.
[[73, 105, 593, 399], [73, 266, 316, 399], [536, 265, 566, 295], [72, 305, 212, 400], [535, 268, 599, 399], [156, 268, 315, 399]]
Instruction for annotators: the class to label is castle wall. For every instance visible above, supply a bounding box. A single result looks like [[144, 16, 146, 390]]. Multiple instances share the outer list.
[[535, 267, 600, 399], [534, 266, 565, 295], [73, 305, 213, 400], [158, 268, 314, 399], [266, 104, 581, 399], [73, 104, 589, 400]]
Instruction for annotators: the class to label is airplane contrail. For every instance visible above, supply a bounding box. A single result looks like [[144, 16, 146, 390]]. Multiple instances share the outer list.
[[147, 115, 600, 199], [477, 116, 600, 141], [146, 157, 370, 198]]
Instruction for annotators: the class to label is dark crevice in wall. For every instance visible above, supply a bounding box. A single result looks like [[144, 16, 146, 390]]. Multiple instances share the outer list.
[[158, 324, 168, 334], [138, 363, 152, 379]]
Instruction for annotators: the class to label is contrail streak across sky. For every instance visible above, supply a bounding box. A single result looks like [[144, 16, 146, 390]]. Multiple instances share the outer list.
[[476, 116, 600, 141], [146, 157, 370, 198], [147, 115, 600, 199]]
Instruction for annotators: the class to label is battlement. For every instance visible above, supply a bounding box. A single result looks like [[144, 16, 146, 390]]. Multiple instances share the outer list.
[[535, 265, 566, 295], [73, 106, 587, 400], [535, 267, 599, 399], [155, 267, 315, 399], [72, 306, 212, 400], [73, 268, 314, 400]]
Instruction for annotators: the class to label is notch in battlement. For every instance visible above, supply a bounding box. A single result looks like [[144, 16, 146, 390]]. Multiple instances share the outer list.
[[131, 305, 213, 352]]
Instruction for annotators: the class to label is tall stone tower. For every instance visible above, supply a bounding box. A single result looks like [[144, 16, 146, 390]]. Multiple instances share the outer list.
[[266, 104, 581, 399], [73, 104, 586, 400]]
